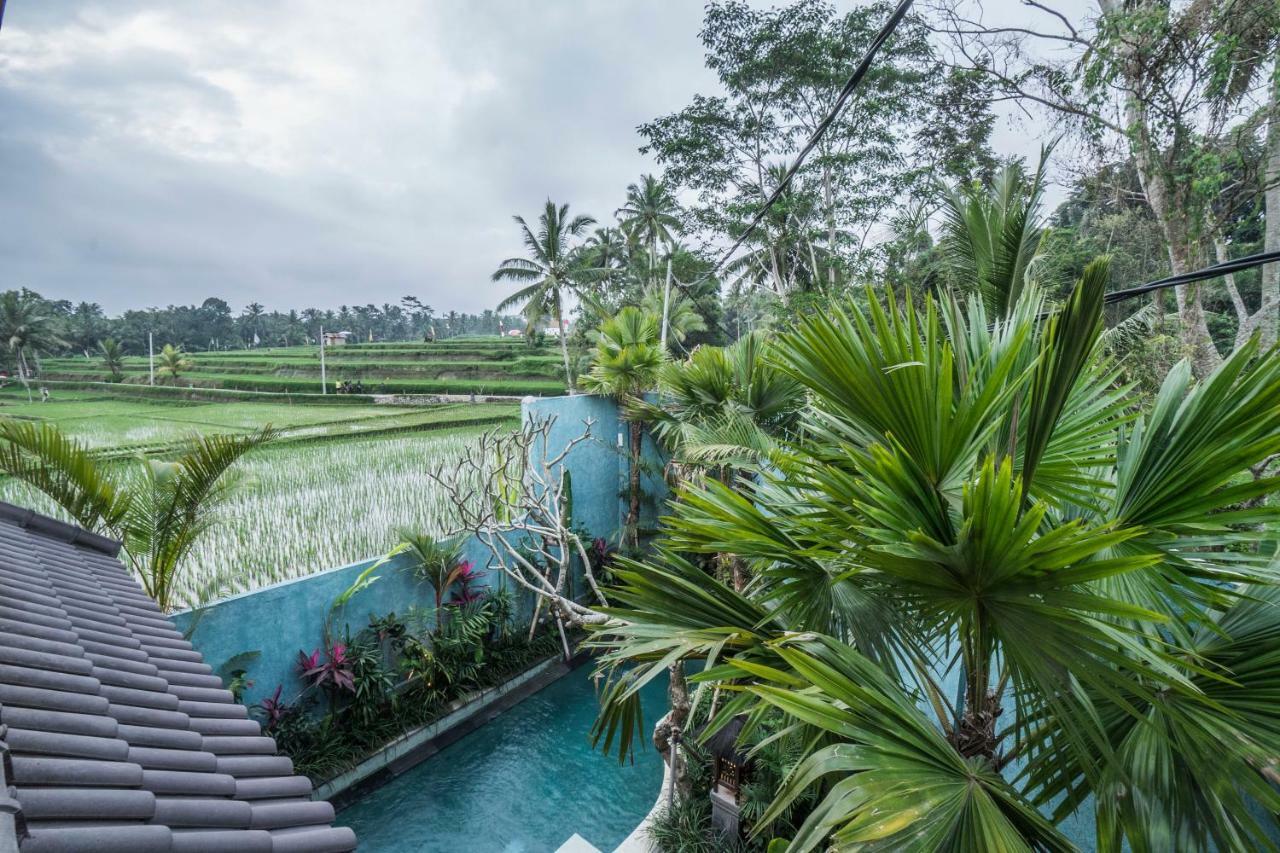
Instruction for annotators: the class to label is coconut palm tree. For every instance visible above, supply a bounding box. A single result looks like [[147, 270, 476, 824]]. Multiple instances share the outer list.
[[0, 291, 65, 401], [155, 344, 192, 384], [493, 200, 597, 389], [616, 174, 681, 280], [98, 338, 125, 381], [0, 421, 276, 610], [617, 175, 683, 343], [579, 307, 666, 547], [639, 284, 707, 351], [591, 259, 1280, 851]]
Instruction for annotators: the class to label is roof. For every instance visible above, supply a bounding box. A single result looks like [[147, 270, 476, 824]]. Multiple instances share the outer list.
[[0, 503, 357, 852]]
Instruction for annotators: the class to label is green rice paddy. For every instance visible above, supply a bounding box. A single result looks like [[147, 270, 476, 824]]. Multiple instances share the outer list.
[[0, 384, 520, 607]]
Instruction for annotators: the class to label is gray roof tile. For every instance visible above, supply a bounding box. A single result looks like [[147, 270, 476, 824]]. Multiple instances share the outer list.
[[0, 504, 357, 852]]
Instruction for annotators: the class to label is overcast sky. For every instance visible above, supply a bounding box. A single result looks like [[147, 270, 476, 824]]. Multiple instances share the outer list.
[[0, 0, 1051, 316]]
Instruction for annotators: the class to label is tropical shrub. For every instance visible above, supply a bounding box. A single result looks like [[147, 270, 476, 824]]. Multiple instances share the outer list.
[[593, 259, 1280, 851]]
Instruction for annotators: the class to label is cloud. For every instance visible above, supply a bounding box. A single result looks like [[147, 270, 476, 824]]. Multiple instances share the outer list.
[[0, 0, 713, 313]]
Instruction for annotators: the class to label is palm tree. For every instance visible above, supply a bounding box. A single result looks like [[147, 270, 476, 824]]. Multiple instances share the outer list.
[[592, 260, 1280, 850], [617, 175, 682, 341], [493, 200, 597, 389], [0, 421, 276, 610], [631, 331, 802, 475], [156, 344, 192, 384], [941, 156, 1049, 318], [639, 284, 706, 351], [616, 174, 681, 280], [399, 531, 466, 630], [579, 307, 666, 546], [98, 338, 125, 381], [0, 290, 65, 402]]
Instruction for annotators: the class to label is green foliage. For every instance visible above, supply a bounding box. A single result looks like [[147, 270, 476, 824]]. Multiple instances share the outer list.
[[591, 259, 1280, 851], [155, 343, 193, 383], [259, 599, 566, 783], [579, 307, 666, 399], [0, 419, 276, 610], [941, 155, 1050, 317]]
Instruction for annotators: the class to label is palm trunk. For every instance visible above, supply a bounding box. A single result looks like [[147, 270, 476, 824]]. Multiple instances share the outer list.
[[17, 349, 31, 403], [555, 295, 574, 392], [625, 420, 643, 548], [653, 662, 692, 797], [1261, 61, 1280, 349]]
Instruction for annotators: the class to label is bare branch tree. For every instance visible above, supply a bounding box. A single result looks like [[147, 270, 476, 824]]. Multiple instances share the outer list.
[[426, 416, 611, 645]]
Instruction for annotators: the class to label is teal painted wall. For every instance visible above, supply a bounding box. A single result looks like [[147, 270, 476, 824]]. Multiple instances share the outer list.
[[524, 392, 668, 543], [177, 393, 667, 710]]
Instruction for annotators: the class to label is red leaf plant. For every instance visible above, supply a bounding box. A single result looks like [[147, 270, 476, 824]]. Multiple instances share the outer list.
[[297, 643, 356, 694]]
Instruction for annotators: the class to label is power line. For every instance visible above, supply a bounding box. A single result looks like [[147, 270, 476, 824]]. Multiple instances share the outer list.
[[668, 0, 917, 336], [1105, 249, 1280, 305]]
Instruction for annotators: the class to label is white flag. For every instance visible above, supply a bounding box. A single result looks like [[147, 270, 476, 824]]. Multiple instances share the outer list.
[[252, 332, 260, 346]]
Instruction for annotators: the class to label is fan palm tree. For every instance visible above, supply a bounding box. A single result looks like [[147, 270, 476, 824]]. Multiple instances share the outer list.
[[580, 307, 666, 546], [630, 331, 803, 474], [0, 291, 65, 402], [941, 155, 1049, 318], [493, 200, 597, 389], [0, 421, 276, 610], [591, 258, 1280, 851], [156, 344, 192, 384], [98, 338, 125, 381]]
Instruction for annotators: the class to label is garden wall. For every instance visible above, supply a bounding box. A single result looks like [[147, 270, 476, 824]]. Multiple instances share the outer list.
[[174, 393, 668, 710]]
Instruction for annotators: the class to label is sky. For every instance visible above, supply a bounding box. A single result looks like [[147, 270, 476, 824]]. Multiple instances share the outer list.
[[0, 0, 1053, 316]]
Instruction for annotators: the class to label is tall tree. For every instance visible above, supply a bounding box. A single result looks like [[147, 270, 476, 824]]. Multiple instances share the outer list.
[[579, 306, 666, 546], [642, 1, 983, 287], [492, 200, 598, 388], [934, 0, 1280, 374]]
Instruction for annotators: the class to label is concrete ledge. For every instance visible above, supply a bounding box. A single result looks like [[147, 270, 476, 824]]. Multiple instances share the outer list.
[[318, 653, 578, 809]]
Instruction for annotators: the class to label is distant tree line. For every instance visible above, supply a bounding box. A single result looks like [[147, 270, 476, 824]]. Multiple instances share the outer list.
[[0, 292, 526, 359]]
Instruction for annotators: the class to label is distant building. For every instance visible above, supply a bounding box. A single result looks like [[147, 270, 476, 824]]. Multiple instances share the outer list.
[[323, 331, 352, 346]]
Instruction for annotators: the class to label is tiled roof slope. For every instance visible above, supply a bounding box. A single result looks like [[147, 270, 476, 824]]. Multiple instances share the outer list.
[[0, 504, 357, 853]]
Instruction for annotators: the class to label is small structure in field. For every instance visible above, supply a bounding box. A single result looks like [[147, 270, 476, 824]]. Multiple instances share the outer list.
[[323, 330, 352, 346]]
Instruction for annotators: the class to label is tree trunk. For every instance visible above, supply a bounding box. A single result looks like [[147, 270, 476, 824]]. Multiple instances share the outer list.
[[555, 295, 574, 392], [17, 349, 31, 403], [1102, 0, 1221, 375], [823, 164, 837, 289], [653, 662, 692, 797], [625, 420, 643, 548], [1261, 60, 1280, 349]]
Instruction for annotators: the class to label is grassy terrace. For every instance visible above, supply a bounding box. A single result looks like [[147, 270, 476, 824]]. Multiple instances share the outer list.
[[41, 337, 570, 396]]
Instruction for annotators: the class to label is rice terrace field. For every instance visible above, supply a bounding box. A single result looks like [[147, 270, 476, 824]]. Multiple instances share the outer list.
[[0, 341, 532, 607], [41, 337, 567, 397]]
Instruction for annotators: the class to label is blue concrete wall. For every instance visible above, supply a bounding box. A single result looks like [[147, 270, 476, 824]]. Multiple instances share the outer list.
[[173, 536, 495, 709], [176, 394, 663, 710], [525, 393, 668, 543]]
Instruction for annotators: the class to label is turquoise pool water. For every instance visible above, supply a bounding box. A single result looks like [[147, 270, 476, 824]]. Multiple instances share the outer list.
[[334, 668, 667, 852]]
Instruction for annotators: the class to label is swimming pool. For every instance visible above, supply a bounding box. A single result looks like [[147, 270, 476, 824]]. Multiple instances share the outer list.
[[334, 667, 668, 852]]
